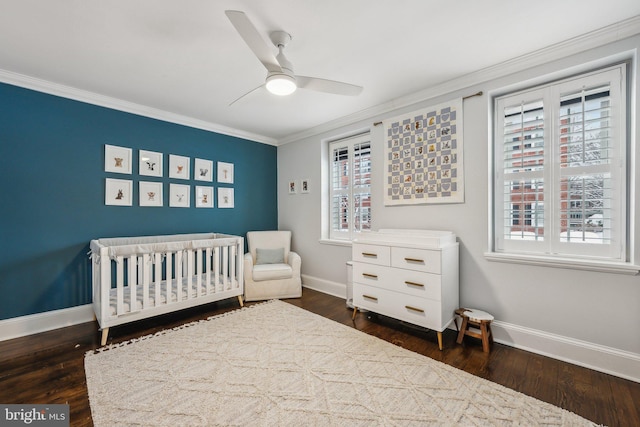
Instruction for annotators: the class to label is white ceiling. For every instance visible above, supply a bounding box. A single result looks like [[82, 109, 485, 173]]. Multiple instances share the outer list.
[[1, 1, 639, 145]]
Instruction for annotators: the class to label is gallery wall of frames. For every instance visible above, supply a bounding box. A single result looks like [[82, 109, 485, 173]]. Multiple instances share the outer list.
[[104, 144, 236, 209]]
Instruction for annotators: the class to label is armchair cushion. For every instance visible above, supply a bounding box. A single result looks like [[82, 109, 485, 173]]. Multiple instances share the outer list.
[[252, 263, 293, 281], [255, 247, 285, 265]]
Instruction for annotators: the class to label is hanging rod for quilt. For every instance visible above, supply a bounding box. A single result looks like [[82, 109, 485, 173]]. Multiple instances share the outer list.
[[373, 91, 484, 126], [462, 90, 483, 100]]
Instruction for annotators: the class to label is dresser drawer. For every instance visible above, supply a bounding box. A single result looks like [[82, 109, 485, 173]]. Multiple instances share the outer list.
[[391, 247, 442, 274], [353, 262, 442, 301], [352, 262, 393, 287], [353, 283, 442, 330], [352, 243, 391, 266], [391, 270, 442, 301]]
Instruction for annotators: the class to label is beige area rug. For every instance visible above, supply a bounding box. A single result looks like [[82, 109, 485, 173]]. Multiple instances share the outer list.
[[85, 300, 596, 426]]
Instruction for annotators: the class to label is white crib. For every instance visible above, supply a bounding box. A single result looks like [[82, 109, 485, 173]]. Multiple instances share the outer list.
[[90, 233, 244, 345]]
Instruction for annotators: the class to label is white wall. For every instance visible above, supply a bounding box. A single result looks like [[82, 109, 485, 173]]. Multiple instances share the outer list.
[[278, 31, 640, 381]]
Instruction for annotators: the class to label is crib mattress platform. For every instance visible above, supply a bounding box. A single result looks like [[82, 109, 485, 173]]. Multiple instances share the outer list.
[[108, 275, 239, 316]]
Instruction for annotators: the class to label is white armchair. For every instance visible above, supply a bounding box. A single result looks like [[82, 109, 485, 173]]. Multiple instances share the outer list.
[[244, 230, 302, 301]]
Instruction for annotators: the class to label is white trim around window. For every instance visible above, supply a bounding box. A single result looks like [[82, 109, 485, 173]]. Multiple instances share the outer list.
[[488, 63, 638, 274]]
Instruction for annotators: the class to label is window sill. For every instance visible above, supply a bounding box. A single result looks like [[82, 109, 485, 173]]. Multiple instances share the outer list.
[[484, 252, 640, 275], [319, 239, 352, 247]]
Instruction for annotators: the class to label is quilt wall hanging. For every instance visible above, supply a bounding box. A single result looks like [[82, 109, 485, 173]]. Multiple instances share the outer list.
[[384, 98, 464, 205]]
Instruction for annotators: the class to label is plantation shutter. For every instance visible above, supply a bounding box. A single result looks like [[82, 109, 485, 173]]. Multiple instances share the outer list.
[[353, 141, 372, 233], [330, 143, 350, 239], [500, 96, 546, 243], [557, 85, 613, 245], [329, 134, 372, 240]]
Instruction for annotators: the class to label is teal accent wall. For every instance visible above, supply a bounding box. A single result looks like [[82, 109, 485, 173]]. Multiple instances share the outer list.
[[0, 82, 278, 321]]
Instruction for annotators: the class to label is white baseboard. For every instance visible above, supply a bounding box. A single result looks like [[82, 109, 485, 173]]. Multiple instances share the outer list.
[[3, 285, 639, 383], [0, 279, 343, 343], [302, 274, 347, 300], [491, 320, 640, 383], [0, 304, 95, 342], [303, 273, 640, 383]]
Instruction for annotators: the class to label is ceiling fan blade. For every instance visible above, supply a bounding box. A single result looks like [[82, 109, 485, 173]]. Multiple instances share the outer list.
[[296, 76, 363, 96], [225, 10, 281, 73], [228, 83, 265, 106]]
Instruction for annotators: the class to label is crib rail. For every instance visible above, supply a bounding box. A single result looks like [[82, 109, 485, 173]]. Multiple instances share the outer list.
[[109, 245, 239, 316]]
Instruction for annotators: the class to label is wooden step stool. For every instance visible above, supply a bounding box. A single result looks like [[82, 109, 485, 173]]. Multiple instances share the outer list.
[[455, 308, 494, 353]]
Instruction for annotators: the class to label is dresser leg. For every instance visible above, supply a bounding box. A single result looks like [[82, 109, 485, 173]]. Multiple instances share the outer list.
[[352, 306, 358, 320], [437, 331, 443, 350]]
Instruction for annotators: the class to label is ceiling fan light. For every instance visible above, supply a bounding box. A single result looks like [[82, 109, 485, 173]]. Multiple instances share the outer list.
[[266, 74, 297, 96]]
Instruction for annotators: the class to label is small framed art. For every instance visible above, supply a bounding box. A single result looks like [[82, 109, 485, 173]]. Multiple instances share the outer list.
[[195, 158, 213, 182], [105, 178, 132, 206], [196, 186, 214, 208], [217, 161, 234, 184], [169, 183, 190, 207], [104, 144, 132, 174], [288, 180, 296, 194], [301, 179, 310, 194], [139, 150, 163, 177], [139, 181, 163, 207], [169, 154, 190, 180], [218, 187, 234, 208]]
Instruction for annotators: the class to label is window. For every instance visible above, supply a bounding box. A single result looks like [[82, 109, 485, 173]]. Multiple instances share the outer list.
[[329, 134, 372, 241], [493, 65, 627, 262]]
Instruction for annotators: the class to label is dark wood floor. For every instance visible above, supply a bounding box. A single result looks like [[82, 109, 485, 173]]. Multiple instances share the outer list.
[[1, 288, 638, 426]]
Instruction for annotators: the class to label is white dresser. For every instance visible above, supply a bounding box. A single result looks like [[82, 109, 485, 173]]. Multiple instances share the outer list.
[[351, 229, 459, 350]]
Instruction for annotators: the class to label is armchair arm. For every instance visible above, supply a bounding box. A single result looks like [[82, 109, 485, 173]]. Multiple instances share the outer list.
[[287, 251, 301, 274], [243, 252, 255, 281]]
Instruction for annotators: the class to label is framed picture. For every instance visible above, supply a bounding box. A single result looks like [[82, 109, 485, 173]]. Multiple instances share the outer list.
[[104, 144, 132, 174], [217, 161, 234, 184], [169, 183, 190, 208], [218, 187, 234, 208], [139, 181, 163, 207], [169, 154, 190, 180], [139, 150, 163, 177], [196, 186, 214, 208], [301, 179, 310, 194], [105, 178, 132, 206], [194, 158, 213, 182], [288, 180, 296, 194]]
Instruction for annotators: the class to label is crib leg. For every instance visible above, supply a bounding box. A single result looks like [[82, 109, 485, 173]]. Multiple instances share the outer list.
[[100, 328, 109, 346], [237, 295, 244, 307]]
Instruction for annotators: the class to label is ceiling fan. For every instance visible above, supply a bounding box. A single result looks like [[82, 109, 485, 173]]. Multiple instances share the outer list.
[[225, 10, 363, 105]]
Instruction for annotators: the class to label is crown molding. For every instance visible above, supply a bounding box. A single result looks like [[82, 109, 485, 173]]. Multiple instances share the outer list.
[[0, 69, 278, 146], [278, 14, 640, 145], [2, 14, 638, 147]]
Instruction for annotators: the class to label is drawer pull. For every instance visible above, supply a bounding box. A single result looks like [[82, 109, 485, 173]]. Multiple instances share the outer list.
[[363, 294, 378, 302], [405, 305, 424, 313], [362, 273, 378, 279], [362, 252, 378, 258], [404, 281, 424, 287], [404, 257, 425, 263]]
